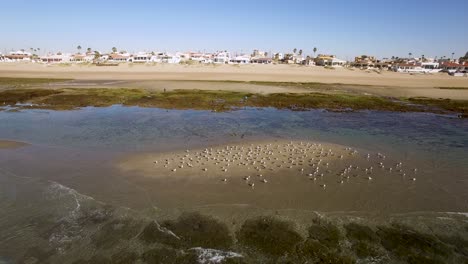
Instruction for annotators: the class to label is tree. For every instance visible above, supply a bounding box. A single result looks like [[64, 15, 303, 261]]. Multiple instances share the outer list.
[[408, 52, 412, 58], [298, 49, 303, 56], [313, 47, 317, 57], [94, 51, 101, 61], [421, 54, 425, 62], [293, 48, 297, 54], [87, 47, 92, 53], [265, 52, 268, 57], [112, 47, 117, 53], [451, 52, 455, 60], [77, 45, 82, 54], [274, 53, 280, 61]]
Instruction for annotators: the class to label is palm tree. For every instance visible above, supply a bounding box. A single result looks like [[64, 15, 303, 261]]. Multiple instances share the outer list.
[[313, 47, 317, 57], [87, 47, 92, 53], [408, 52, 412, 59], [293, 48, 297, 54], [112, 47, 117, 53], [77, 45, 82, 54], [298, 49, 303, 56], [451, 52, 455, 60], [94, 51, 100, 61]]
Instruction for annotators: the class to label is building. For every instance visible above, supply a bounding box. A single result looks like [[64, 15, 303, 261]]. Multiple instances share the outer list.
[[440, 62, 464, 73], [40, 53, 70, 63], [5, 50, 32, 61], [251, 58, 272, 64], [213, 51, 231, 64], [314, 54, 346, 66], [229, 55, 250, 64], [108, 53, 131, 62], [351, 55, 376, 68], [131, 52, 151, 63], [160, 53, 182, 64]]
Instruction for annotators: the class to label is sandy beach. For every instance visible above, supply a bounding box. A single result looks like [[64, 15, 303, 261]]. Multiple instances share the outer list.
[[0, 62, 467, 88], [1, 63, 468, 100]]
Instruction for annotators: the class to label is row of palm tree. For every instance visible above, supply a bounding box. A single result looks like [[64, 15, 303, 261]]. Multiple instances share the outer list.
[[408, 52, 455, 60], [76, 45, 118, 54], [292, 47, 318, 57]]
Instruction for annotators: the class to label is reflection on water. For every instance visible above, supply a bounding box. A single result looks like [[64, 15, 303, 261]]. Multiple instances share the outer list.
[[1, 106, 468, 263]]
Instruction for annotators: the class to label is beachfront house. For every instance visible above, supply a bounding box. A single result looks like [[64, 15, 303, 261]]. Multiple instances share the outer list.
[[440, 62, 464, 73], [314, 54, 345, 67], [70, 53, 94, 63], [189, 52, 213, 63], [131, 52, 151, 63], [213, 51, 231, 64], [160, 53, 182, 64], [251, 57, 273, 64], [351, 55, 376, 69], [40, 53, 70, 63], [392, 63, 420, 72], [229, 55, 251, 64], [108, 53, 131, 63], [5, 50, 32, 62]]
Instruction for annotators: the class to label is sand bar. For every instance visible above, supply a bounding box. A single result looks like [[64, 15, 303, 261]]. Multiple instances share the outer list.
[[0, 140, 29, 149]]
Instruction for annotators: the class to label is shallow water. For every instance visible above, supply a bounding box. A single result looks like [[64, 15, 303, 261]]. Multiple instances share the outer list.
[[1, 106, 467, 212], [1, 106, 468, 263]]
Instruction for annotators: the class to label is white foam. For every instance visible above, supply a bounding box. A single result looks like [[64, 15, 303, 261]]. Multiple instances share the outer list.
[[190, 247, 242, 264]]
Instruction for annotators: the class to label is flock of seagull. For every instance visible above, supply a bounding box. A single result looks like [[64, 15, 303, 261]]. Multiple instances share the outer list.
[[152, 141, 417, 189]]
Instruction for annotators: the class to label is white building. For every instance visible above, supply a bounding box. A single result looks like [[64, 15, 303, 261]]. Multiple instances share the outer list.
[[5, 50, 32, 62], [229, 55, 250, 64], [160, 53, 182, 64], [131, 52, 151, 63], [40, 53, 71, 63], [108, 53, 131, 62], [213, 51, 231, 64]]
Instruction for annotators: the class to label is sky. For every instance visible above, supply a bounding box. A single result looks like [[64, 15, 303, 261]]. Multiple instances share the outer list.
[[1, 0, 467, 59]]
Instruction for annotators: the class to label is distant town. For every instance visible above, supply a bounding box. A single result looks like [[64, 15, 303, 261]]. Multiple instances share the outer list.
[[1, 47, 467, 76]]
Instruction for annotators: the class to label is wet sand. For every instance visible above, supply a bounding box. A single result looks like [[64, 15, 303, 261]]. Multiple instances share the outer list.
[[118, 140, 438, 212], [0, 140, 28, 149]]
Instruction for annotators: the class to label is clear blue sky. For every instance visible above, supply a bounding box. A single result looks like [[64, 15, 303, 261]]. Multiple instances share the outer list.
[[1, 0, 467, 59]]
